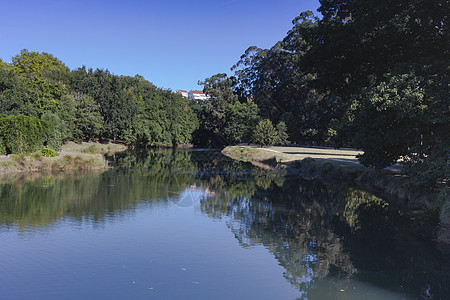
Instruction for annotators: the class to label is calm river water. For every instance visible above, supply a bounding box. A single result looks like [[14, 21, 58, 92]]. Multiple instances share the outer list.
[[0, 149, 448, 299]]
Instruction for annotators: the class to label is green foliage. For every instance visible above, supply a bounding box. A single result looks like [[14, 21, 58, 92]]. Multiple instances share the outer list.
[[231, 12, 344, 145], [296, 0, 449, 190], [41, 112, 66, 151], [41, 148, 58, 157], [275, 121, 289, 145], [0, 114, 49, 154], [0, 50, 199, 150], [68, 68, 197, 147], [216, 0, 449, 195], [224, 100, 260, 144], [9, 49, 70, 117], [60, 93, 103, 141], [193, 73, 239, 146], [0, 137, 5, 155], [348, 72, 426, 168], [253, 119, 279, 147], [12, 49, 69, 76]]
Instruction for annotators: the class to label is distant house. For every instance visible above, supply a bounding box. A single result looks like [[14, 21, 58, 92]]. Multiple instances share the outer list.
[[188, 90, 210, 101], [176, 90, 189, 99]]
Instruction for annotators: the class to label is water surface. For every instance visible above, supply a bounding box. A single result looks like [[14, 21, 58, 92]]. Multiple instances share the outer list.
[[0, 149, 448, 299]]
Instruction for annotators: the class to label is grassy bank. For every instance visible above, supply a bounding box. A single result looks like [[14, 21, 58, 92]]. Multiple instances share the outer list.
[[223, 145, 449, 242], [222, 146, 432, 204], [0, 142, 127, 178]]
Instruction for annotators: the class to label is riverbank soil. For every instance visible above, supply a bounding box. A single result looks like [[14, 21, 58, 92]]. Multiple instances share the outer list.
[[0, 142, 127, 178]]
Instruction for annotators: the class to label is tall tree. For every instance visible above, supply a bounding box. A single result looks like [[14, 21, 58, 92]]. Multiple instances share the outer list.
[[193, 73, 238, 146], [297, 0, 449, 188]]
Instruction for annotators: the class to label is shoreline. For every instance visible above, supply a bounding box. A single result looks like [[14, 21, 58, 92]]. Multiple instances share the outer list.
[[0, 142, 127, 179], [222, 145, 425, 203], [222, 145, 449, 244]]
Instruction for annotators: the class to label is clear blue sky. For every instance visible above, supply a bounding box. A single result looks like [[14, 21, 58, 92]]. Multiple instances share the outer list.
[[1, 0, 320, 91]]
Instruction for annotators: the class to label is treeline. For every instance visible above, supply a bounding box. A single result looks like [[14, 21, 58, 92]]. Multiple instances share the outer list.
[[194, 0, 449, 191], [0, 49, 198, 154]]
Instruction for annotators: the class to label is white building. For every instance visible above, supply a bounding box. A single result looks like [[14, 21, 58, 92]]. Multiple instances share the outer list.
[[176, 90, 189, 99], [188, 90, 210, 101]]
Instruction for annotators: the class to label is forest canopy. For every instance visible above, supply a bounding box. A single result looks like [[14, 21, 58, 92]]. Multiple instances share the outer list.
[[0, 49, 198, 153]]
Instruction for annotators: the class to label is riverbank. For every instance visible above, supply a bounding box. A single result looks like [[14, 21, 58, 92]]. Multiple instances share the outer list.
[[0, 142, 127, 178], [223, 145, 449, 243]]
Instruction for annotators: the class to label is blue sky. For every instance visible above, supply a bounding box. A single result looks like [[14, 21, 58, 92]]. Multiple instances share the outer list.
[[1, 0, 320, 91]]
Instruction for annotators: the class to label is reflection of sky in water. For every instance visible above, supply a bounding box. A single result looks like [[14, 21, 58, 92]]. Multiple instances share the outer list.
[[0, 186, 304, 299], [171, 186, 216, 208]]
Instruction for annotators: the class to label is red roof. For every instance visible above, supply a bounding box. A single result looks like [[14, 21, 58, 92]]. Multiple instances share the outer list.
[[191, 90, 204, 94]]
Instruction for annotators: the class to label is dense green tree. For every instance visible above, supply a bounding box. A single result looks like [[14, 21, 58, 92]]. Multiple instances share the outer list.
[[10, 49, 70, 116], [231, 12, 344, 145], [60, 93, 103, 141], [253, 119, 279, 147], [297, 0, 449, 188], [224, 100, 260, 144], [275, 121, 289, 145], [41, 112, 67, 150], [0, 50, 198, 149], [0, 114, 49, 154], [193, 73, 238, 146]]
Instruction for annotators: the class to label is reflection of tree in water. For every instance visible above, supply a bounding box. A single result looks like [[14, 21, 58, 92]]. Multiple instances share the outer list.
[[200, 177, 358, 292], [0, 149, 197, 229], [200, 174, 449, 299]]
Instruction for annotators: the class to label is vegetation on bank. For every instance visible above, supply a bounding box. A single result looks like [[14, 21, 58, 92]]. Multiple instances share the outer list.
[[222, 145, 449, 230], [0, 2, 447, 229], [195, 0, 447, 219], [0, 142, 126, 177], [0, 50, 198, 153]]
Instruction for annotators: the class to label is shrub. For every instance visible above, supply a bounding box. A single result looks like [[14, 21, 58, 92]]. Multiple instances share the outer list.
[[276, 121, 290, 145], [253, 119, 279, 147], [42, 148, 58, 157], [0, 137, 5, 155], [41, 112, 66, 151], [0, 114, 49, 154]]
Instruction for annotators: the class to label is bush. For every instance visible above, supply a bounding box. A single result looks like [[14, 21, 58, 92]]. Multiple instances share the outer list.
[[42, 148, 58, 157], [224, 100, 260, 144], [0, 137, 5, 155], [41, 112, 66, 151], [253, 119, 279, 147], [276, 121, 290, 145], [0, 114, 49, 154]]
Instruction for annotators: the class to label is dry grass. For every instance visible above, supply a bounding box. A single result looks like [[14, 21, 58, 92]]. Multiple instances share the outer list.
[[223, 145, 362, 165], [247, 145, 362, 162], [61, 142, 127, 155], [0, 142, 127, 178]]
